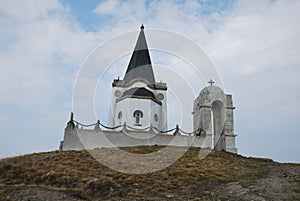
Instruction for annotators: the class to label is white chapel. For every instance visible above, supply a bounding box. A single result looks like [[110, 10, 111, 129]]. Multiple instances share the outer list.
[[107, 25, 167, 131]]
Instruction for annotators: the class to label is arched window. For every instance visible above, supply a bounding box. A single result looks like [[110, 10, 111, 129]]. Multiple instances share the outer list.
[[117, 111, 122, 125], [133, 110, 143, 126], [118, 111, 122, 120]]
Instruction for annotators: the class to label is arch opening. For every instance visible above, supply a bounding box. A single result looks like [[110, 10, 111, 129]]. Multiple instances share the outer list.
[[211, 100, 225, 151]]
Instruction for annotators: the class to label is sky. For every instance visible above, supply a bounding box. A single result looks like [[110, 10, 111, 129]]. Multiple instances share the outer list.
[[0, 0, 299, 163]]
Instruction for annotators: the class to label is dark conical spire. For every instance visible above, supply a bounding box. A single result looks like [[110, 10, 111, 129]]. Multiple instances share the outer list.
[[124, 25, 155, 84]]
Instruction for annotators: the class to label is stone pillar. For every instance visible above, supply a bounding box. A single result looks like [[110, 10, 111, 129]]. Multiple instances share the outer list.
[[66, 112, 75, 130], [149, 124, 155, 134], [173, 124, 180, 135], [122, 122, 128, 133], [94, 120, 101, 131]]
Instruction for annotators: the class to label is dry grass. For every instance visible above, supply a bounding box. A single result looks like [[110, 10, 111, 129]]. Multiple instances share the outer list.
[[0, 147, 289, 200]]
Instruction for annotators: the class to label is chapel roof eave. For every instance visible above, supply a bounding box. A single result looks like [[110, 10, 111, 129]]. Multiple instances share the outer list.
[[116, 95, 162, 105], [112, 78, 167, 90], [116, 87, 162, 105]]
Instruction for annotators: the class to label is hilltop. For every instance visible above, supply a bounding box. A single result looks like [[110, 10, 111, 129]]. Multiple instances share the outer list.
[[0, 146, 299, 200]]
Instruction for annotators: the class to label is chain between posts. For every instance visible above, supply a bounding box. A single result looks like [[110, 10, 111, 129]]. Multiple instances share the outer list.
[[71, 119, 204, 136]]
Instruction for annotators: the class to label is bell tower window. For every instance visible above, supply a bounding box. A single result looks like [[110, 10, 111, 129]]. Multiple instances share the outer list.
[[133, 110, 143, 126]]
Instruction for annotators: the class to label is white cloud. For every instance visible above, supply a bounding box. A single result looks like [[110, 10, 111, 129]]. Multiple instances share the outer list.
[[0, 0, 62, 20], [206, 0, 300, 75], [0, 0, 97, 109], [0, 0, 97, 158], [92, 0, 119, 15]]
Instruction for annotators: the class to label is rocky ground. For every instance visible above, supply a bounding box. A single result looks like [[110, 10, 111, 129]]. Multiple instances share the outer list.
[[0, 147, 299, 200], [211, 162, 300, 200]]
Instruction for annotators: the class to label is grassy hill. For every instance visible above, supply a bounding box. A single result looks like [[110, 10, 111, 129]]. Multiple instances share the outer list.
[[0, 146, 299, 200]]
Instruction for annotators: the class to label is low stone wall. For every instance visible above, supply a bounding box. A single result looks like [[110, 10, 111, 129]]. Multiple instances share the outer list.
[[61, 128, 213, 151]]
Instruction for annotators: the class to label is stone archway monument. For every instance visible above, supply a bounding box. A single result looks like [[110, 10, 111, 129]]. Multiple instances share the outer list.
[[193, 80, 237, 153]]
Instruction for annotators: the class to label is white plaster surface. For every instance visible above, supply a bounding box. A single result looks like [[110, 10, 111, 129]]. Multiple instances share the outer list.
[[61, 128, 209, 151]]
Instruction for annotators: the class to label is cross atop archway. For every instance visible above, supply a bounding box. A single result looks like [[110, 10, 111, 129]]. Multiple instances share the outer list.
[[208, 79, 215, 86]]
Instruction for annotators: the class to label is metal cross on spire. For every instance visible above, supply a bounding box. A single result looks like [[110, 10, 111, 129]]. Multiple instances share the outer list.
[[208, 79, 215, 86]]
